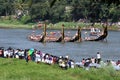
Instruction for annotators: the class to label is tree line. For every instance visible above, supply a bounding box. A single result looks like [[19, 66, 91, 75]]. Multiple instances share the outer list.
[[0, 0, 119, 24]]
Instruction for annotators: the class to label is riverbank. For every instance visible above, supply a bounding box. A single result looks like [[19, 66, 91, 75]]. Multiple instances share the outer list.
[[0, 22, 31, 29], [0, 20, 119, 31]]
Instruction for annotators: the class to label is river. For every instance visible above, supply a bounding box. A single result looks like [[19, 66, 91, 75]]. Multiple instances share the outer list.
[[0, 29, 120, 62]]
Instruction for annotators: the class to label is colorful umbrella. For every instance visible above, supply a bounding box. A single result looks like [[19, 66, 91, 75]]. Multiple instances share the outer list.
[[28, 48, 34, 55]]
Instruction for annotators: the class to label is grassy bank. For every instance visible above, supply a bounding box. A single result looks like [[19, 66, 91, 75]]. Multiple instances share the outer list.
[[0, 20, 32, 29], [0, 20, 119, 30], [48, 22, 119, 30], [0, 58, 120, 80]]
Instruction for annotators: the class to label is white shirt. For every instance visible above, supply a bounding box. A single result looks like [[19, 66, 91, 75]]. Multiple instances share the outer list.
[[97, 53, 101, 59]]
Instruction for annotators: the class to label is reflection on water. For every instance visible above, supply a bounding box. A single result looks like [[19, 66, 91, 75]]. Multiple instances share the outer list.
[[0, 29, 120, 61]]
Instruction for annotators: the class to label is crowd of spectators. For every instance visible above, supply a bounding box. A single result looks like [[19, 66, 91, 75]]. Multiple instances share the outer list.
[[0, 47, 120, 70]]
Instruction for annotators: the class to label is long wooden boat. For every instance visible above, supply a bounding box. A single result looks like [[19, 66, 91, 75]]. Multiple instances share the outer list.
[[85, 26, 108, 41], [28, 24, 82, 42], [39, 27, 81, 42], [28, 31, 81, 42], [28, 25, 108, 42], [28, 34, 42, 42]]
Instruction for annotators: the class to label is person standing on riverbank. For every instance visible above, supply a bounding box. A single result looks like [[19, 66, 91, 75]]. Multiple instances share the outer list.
[[96, 52, 101, 64]]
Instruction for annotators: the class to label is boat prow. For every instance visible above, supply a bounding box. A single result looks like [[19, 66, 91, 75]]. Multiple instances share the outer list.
[[85, 26, 108, 41]]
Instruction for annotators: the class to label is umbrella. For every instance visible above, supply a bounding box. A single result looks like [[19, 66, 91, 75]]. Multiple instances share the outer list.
[[28, 48, 34, 55]]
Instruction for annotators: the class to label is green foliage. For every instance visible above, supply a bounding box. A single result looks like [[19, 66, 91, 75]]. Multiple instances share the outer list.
[[54, 22, 77, 29], [20, 15, 31, 24], [0, 0, 119, 24]]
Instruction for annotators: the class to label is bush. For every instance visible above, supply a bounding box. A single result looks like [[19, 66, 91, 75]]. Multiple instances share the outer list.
[[20, 15, 31, 24]]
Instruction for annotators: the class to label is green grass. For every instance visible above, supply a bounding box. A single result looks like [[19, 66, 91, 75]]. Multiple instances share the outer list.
[[0, 20, 119, 30], [47, 22, 119, 30], [47, 22, 87, 29], [0, 20, 32, 29], [0, 58, 120, 80]]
